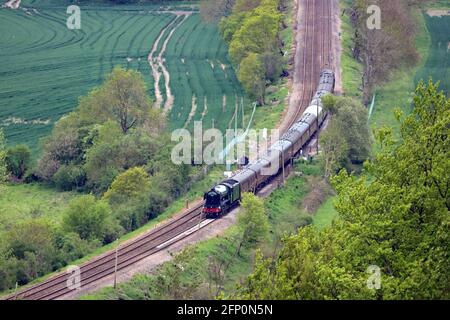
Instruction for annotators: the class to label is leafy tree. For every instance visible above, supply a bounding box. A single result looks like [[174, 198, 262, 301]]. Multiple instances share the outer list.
[[55, 232, 99, 265], [153, 248, 202, 299], [52, 164, 86, 191], [6, 219, 57, 284], [89, 66, 157, 134], [5, 145, 32, 180], [238, 53, 266, 105], [234, 80, 450, 300], [62, 195, 118, 242], [0, 247, 18, 290], [200, 0, 235, 22], [103, 167, 150, 204], [320, 120, 349, 178], [36, 67, 165, 191], [236, 193, 269, 255], [219, 0, 283, 104], [229, 5, 281, 65], [320, 96, 372, 175], [103, 167, 153, 231]]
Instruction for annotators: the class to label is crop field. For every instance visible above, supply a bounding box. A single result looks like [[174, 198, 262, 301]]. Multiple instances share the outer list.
[[414, 13, 450, 95], [0, 2, 245, 154]]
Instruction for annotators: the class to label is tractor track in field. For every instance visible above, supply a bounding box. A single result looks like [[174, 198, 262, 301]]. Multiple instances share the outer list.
[[2, 0, 338, 300], [148, 13, 191, 111]]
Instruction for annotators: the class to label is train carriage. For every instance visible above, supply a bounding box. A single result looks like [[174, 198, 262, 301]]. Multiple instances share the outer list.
[[203, 69, 335, 218]]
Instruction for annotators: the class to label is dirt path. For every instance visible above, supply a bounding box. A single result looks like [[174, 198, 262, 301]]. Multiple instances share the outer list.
[[148, 17, 179, 109], [183, 95, 197, 128], [161, 14, 190, 113], [148, 13, 190, 111]]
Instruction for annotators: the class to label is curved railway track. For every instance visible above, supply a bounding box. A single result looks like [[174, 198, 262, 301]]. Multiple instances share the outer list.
[[5, 202, 205, 300], [4, 0, 335, 301]]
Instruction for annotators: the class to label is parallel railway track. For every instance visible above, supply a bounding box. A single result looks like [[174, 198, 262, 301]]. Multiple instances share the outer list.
[[285, 0, 333, 130], [6, 203, 205, 300], [4, 0, 335, 300]]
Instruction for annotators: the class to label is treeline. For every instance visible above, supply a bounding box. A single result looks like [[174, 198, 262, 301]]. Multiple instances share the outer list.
[[348, 0, 428, 102], [213, 0, 288, 105], [0, 67, 192, 291], [233, 81, 450, 299]]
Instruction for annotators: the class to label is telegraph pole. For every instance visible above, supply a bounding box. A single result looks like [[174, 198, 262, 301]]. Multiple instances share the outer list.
[[114, 240, 118, 289]]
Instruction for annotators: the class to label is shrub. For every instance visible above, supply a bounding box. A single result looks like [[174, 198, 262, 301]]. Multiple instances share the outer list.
[[6, 144, 32, 180], [53, 164, 86, 191]]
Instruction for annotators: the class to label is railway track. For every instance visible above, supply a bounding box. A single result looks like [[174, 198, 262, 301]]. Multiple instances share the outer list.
[[5, 202, 205, 300], [4, 0, 335, 301], [285, 0, 334, 130]]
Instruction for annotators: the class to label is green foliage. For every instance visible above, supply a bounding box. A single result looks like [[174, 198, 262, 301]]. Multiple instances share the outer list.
[[236, 193, 269, 254], [320, 120, 349, 177], [53, 164, 86, 191], [5, 145, 32, 180], [320, 96, 372, 176], [62, 195, 118, 243], [55, 232, 100, 266], [219, 0, 283, 103], [103, 167, 153, 231], [234, 80, 450, 300], [37, 68, 166, 194], [5, 219, 57, 285], [238, 53, 266, 105]]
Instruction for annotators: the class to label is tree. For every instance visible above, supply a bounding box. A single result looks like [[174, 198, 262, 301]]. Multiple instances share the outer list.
[[0, 129, 8, 182], [234, 80, 450, 300], [229, 8, 281, 65], [6, 219, 57, 285], [200, 0, 235, 23], [36, 67, 165, 189], [238, 53, 266, 105], [320, 121, 349, 177], [5, 145, 32, 180], [103, 167, 152, 231], [53, 164, 86, 191], [320, 95, 372, 174], [97, 66, 155, 134], [236, 193, 269, 255], [62, 195, 117, 242]]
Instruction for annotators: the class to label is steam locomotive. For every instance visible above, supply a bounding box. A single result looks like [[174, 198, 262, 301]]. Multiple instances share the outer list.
[[203, 69, 335, 218]]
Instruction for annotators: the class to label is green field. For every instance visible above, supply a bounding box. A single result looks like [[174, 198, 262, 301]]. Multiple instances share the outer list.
[[0, 2, 245, 154], [414, 13, 450, 95], [0, 183, 76, 234]]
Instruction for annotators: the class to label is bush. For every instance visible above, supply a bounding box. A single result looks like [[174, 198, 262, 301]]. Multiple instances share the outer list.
[[62, 195, 118, 243], [6, 145, 32, 180], [53, 164, 86, 191], [55, 232, 100, 266]]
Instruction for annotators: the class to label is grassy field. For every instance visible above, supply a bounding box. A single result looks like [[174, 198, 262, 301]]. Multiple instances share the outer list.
[[339, 0, 364, 99], [313, 196, 338, 229], [0, 2, 245, 154], [414, 13, 449, 95], [0, 183, 76, 234]]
